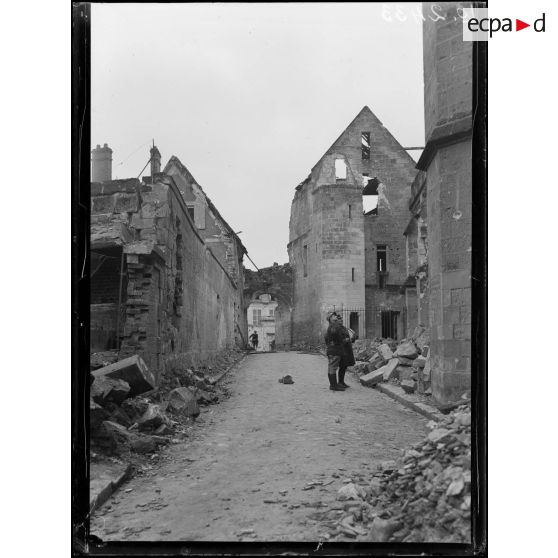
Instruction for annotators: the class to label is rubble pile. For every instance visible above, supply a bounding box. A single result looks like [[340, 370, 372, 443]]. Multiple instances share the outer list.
[[364, 403, 471, 542], [312, 403, 471, 543], [351, 326, 432, 395], [90, 348, 245, 458]]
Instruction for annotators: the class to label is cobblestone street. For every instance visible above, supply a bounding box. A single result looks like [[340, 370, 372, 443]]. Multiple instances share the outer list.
[[91, 352, 427, 542]]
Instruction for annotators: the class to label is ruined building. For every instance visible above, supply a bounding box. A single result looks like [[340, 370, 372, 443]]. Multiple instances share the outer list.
[[288, 106, 418, 345], [90, 146, 248, 383], [403, 2, 473, 403]]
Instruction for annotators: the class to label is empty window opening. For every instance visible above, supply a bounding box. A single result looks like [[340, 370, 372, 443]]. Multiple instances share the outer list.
[[335, 158, 347, 180], [351, 267, 355, 282], [361, 132, 371, 159], [363, 176, 380, 215], [303, 244, 308, 277], [377, 245, 387, 271], [186, 205, 195, 221], [349, 312, 359, 332], [381, 310, 399, 339], [348, 204, 352, 219]]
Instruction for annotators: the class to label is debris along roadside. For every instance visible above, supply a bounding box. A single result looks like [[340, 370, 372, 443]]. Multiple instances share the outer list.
[[310, 402, 471, 543], [89, 348, 246, 510], [350, 326, 447, 407]]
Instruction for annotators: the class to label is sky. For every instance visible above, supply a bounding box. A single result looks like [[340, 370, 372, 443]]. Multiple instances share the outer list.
[[92, 3, 425, 269]]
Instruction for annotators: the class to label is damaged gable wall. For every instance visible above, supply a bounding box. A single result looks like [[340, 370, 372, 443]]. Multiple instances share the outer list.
[[288, 106, 417, 345]]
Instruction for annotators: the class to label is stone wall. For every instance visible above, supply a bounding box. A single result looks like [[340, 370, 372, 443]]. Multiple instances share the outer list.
[[419, 2, 473, 404], [91, 171, 246, 383]]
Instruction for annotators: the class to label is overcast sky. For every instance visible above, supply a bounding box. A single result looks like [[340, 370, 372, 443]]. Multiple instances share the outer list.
[[92, 3, 425, 269]]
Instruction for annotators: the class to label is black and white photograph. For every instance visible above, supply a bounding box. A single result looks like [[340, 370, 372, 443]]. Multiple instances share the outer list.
[[73, 1, 486, 553]]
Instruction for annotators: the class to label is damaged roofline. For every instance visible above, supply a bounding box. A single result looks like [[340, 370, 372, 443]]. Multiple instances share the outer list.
[[157, 174, 242, 289], [164, 155, 248, 256]]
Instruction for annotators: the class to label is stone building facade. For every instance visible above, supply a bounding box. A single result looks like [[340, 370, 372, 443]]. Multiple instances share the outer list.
[[90, 147, 247, 383], [247, 294, 278, 352], [410, 2, 473, 404], [288, 106, 418, 345]]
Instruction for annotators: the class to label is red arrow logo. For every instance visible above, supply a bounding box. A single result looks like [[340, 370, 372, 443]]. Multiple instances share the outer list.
[[516, 19, 530, 31]]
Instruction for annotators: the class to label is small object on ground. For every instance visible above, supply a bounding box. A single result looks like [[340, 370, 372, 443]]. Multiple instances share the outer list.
[[278, 375, 294, 384], [337, 483, 361, 501]]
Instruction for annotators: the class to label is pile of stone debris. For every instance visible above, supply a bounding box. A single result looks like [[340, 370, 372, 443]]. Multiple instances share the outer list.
[[351, 326, 431, 395], [314, 402, 471, 543], [89, 351, 240, 458]]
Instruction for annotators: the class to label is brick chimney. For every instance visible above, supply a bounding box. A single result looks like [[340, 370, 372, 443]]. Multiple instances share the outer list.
[[91, 143, 113, 182], [150, 145, 161, 175]]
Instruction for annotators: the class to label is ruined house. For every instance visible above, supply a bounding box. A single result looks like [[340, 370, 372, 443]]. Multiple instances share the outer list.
[[90, 145, 248, 383], [403, 2, 473, 404], [288, 106, 418, 345]]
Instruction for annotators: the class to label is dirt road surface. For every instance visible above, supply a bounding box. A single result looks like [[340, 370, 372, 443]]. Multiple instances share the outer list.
[[91, 352, 427, 542]]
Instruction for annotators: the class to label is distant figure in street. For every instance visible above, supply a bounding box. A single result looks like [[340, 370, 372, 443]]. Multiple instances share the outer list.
[[249, 331, 259, 351]]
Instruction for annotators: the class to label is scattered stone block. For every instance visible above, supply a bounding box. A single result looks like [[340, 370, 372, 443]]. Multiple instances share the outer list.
[[368, 478, 383, 497], [168, 387, 200, 418], [137, 404, 167, 431], [400, 380, 416, 394], [381, 359, 399, 381], [397, 357, 415, 366], [393, 341, 419, 360], [423, 356, 431, 381], [360, 368, 385, 387], [278, 375, 294, 384], [412, 356, 427, 369], [397, 366, 413, 381], [90, 399, 109, 432], [155, 424, 174, 436], [352, 362, 369, 375], [377, 344, 393, 361], [427, 428, 452, 443], [92, 355, 155, 397], [368, 352, 384, 369], [90, 351, 119, 371], [130, 435, 156, 454], [107, 405, 133, 428], [97, 420, 135, 453], [370, 518, 403, 542], [195, 388, 219, 404], [337, 483, 362, 501], [121, 397, 149, 421], [91, 377, 131, 406]]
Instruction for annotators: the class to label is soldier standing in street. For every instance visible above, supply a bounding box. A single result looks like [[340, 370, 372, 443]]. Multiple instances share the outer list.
[[325, 312, 349, 391]]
